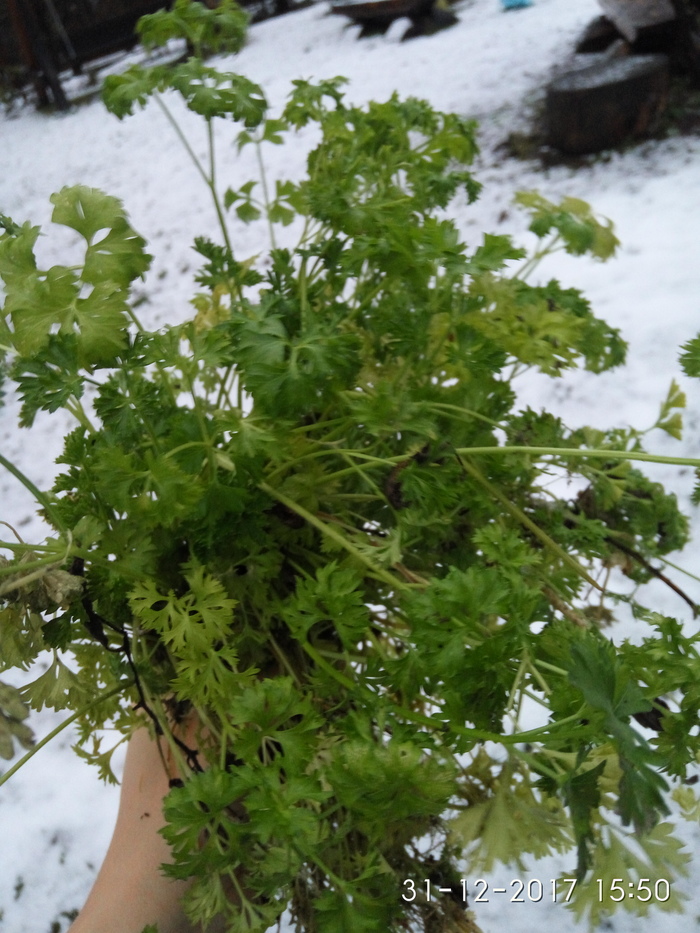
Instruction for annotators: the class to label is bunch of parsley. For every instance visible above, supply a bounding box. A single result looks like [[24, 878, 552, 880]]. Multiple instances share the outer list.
[[2, 3, 700, 931]]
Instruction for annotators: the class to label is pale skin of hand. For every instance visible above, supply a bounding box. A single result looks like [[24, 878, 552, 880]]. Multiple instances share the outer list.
[[67, 726, 226, 933]]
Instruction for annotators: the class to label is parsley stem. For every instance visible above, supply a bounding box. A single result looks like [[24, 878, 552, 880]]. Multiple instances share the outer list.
[[392, 702, 587, 747], [259, 482, 409, 591], [428, 401, 502, 428], [264, 447, 394, 484], [0, 538, 54, 553], [0, 681, 131, 788], [511, 746, 562, 781], [301, 641, 356, 691], [0, 452, 65, 533], [155, 93, 210, 188], [0, 558, 64, 597], [527, 659, 553, 696], [124, 303, 147, 334], [657, 554, 700, 586], [255, 138, 277, 251], [65, 397, 97, 434], [535, 659, 569, 677], [514, 233, 563, 281], [207, 116, 234, 255], [458, 455, 603, 592], [505, 654, 528, 714], [456, 444, 700, 470]]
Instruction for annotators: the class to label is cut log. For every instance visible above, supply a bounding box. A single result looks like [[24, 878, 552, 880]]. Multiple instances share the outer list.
[[545, 54, 670, 154], [599, 0, 676, 41]]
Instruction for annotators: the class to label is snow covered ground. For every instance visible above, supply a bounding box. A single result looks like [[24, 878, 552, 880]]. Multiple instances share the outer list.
[[2, 0, 700, 929]]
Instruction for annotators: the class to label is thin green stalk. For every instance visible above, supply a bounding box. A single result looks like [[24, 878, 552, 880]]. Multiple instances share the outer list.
[[207, 117, 234, 254], [0, 539, 57, 553], [124, 303, 148, 334], [255, 139, 276, 250], [155, 96, 232, 257], [0, 681, 131, 788], [535, 659, 569, 677], [521, 687, 552, 709], [0, 559, 65, 596], [527, 658, 553, 697], [299, 255, 309, 328], [289, 416, 350, 435], [393, 702, 588, 747], [301, 641, 358, 691], [515, 233, 563, 281], [0, 452, 65, 533], [657, 554, 700, 586], [264, 447, 394, 484], [259, 482, 409, 592], [455, 444, 700, 470], [155, 93, 209, 186], [458, 455, 603, 592], [187, 376, 218, 480], [505, 654, 528, 715], [325, 492, 382, 503], [510, 746, 563, 781], [64, 398, 97, 434], [163, 440, 210, 460], [337, 451, 385, 499], [215, 364, 235, 410], [428, 401, 502, 429]]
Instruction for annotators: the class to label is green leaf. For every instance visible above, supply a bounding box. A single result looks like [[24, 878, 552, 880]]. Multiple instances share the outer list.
[[0, 220, 39, 285], [6, 265, 78, 357], [570, 823, 689, 925], [11, 334, 84, 427], [129, 564, 237, 657], [567, 635, 670, 834], [227, 678, 323, 771], [2, 188, 148, 366], [51, 185, 151, 286], [102, 64, 170, 119], [561, 761, 605, 880], [450, 763, 571, 872], [657, 411, 683, 440], [262, 117, 287, 144], [466, 233, 526, 273], [236, 200, 262, 224], [20, 654, 84, 712], [656, 379, 685, 439], [268, 201, 295, 227], [284, 561, 370, 649], [679, 335, 700, 377], [282, 76, 348, 128], [0, 680, 35, 760], [137, 0, 248, 56], [169, 62, 266, 126], [567, 636, 649, 721], [515, 191, 619, 260]]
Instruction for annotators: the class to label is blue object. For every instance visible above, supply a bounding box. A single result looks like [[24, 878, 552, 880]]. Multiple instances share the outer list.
[[502, 0, 532, 8]]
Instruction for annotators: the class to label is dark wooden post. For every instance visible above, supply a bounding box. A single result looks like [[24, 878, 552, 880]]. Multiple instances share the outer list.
[[5, 0, 69, 109]]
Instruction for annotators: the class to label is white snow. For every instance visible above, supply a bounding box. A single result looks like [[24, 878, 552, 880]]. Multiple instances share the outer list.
[[2, 0, 700, 930]]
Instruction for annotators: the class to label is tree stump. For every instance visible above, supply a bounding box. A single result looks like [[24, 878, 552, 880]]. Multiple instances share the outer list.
[[545, 54, 670, 154]]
